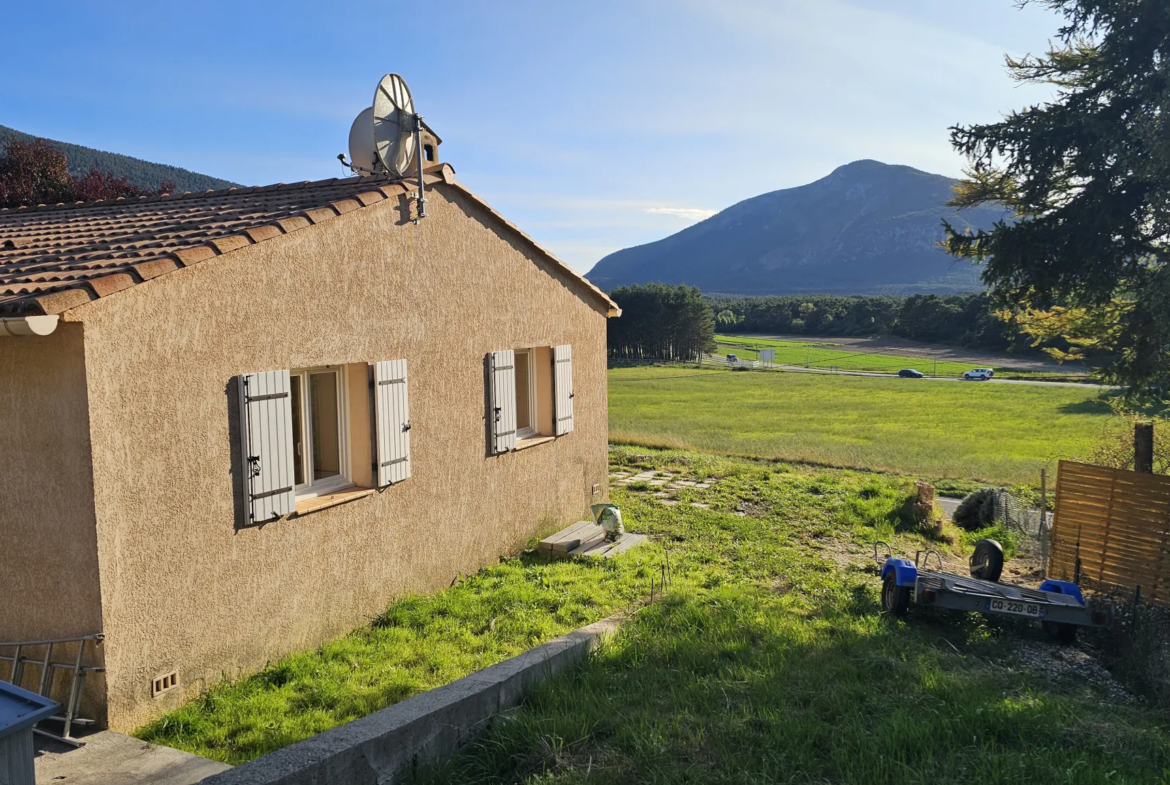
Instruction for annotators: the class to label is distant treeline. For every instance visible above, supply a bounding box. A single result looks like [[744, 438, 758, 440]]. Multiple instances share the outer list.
[[710, 293, 1028, 351], [608, 283, 715, 362]]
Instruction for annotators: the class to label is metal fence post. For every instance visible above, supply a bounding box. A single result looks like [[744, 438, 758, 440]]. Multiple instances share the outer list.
[[1136, 421, 1154, 474], [1040, 468, 1049, 579]]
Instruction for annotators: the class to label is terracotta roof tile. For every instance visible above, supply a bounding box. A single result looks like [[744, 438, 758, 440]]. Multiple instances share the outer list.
[[0, 162, 619, 316]]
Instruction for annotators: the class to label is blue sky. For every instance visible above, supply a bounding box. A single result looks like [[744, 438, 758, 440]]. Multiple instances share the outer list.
[[1, 1, 1059, 273]]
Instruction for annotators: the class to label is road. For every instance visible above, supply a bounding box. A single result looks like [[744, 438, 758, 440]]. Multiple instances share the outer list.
[[704, 356, 1114, 389]]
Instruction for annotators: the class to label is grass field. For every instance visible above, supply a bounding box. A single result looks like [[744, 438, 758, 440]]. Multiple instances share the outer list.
[[139, 448, 1170, 781], [714, 334, 1088, 380], [421, 448, 1170, 784], [609, 366, 1113, 485]]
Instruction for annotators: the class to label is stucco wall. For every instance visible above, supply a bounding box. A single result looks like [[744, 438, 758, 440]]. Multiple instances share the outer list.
[[67, 184, 610, 731], [0, 323, 106, 715]]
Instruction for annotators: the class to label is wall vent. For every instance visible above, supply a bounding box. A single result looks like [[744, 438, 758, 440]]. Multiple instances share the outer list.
[[152, 670, 179, 698]]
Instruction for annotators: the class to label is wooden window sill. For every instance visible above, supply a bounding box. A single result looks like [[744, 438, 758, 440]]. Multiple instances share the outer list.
[[292, 486, 374, 517], [515, 435, 555, 451]]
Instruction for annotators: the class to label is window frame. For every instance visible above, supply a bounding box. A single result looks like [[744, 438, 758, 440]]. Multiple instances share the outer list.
[[290, 366, 354, 501], [514, 349, 539, 441]]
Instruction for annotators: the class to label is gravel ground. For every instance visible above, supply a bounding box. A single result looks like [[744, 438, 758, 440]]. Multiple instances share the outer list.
[[1011, 639, 1135, 704]]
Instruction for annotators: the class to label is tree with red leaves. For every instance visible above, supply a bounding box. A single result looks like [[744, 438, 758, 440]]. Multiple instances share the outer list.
[[0, 138, 173, 209]]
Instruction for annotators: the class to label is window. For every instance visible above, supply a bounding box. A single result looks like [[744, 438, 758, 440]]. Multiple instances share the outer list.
[[424, 144, 435, 162], [489, 346, 571, 454], [290, 367, 352, 499], [515, 349, 537, 439], [238, 361, 406, 524]]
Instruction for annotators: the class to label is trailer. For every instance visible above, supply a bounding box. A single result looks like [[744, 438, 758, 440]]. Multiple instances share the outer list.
[[877, 540, 1112, 642]]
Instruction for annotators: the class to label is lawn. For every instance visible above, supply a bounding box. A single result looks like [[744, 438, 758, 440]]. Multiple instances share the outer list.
[[714, 334, 1089, 380], [609, 366, 1112, 485], [138, 447, 1170, 782], [420, 448, 1169, 784]]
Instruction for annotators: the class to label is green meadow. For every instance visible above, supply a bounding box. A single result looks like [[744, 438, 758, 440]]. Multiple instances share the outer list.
[[609, 366, 1112, 485], [714, 334, 1088, 380]]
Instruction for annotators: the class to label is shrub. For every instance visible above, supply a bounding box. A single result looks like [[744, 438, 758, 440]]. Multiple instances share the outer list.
[[952, 487, 1000, 531]]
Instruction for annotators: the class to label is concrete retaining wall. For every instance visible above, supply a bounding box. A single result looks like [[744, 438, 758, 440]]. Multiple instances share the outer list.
[[199, 615, 622, 785]]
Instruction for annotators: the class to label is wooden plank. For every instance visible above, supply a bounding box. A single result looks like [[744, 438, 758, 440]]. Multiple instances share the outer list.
[[603, 533, 646, 557], [539, 521, 602, 553], [565, 530, 608, 555], [539, 520, 596, 545], [538, 522, 590, 551], [568, 532, 647, 559]]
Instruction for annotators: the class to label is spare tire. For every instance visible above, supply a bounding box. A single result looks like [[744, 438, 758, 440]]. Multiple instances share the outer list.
[[969, 539, 1005, 582]]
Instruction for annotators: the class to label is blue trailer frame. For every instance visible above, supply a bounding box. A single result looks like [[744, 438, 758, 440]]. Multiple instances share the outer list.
[[878, 549, 1111, 633]]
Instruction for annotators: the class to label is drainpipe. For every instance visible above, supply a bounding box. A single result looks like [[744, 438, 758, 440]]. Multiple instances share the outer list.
[[0, 315, 59, 338]]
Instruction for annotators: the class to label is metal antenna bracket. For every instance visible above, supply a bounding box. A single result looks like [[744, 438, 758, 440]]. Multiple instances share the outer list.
[[412, 113, 427, 225]]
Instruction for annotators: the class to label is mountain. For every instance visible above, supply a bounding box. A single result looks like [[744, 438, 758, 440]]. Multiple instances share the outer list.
[[0, 124, 238, 193], [587, 160, 1007, 296]]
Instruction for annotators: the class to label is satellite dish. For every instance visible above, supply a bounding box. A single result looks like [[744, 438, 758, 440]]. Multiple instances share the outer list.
[[347, 107, 378, 175], [337, 72, 428, 222], [372, 74, 417, 178]]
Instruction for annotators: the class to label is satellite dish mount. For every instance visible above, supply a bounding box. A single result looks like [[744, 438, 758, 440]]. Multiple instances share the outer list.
[[339, 73, 428, 223]]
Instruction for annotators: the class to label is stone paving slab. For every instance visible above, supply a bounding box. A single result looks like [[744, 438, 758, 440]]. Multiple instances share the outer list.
[[34, 730, 230, 785]]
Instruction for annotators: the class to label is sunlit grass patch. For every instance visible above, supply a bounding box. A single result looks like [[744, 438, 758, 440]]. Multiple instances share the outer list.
[[610, 366, 1109, 485]]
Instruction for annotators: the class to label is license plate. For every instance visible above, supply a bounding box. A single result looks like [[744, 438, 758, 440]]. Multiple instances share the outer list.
[[986, 598, 1041, 618]]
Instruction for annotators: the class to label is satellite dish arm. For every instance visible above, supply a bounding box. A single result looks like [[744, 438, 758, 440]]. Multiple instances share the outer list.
[[338, 152, 381, 176]]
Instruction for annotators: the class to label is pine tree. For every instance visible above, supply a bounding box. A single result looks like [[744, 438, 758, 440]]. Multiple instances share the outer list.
[[943, 0, 1170, 399]]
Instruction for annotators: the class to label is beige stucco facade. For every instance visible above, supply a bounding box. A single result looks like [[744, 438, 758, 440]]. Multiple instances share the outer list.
[[0, 183, 610, 731]]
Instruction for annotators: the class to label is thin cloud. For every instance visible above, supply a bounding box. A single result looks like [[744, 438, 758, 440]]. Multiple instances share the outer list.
[[645, 206, 717, 222]]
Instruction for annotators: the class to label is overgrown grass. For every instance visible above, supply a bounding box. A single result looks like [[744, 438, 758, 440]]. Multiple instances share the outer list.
[[137, 448, 950, 763], [424, 586, 1168, 784], [420, 449, 1170, 784], [141, 447, 1170, 782], [135, 543, 663, 763], [610, 366, 1112, 485]]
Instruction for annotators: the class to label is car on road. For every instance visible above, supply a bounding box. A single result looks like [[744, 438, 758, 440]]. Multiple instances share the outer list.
[[726, 354, 739, 363], [963, 368, 995, 381], [898, 369, 925, 378]]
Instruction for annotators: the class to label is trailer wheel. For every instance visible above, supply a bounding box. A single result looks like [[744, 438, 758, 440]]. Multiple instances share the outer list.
[[969, 539, 1005, 582], [882, 572, 910, 616], [1042, 621, 1077, 644]]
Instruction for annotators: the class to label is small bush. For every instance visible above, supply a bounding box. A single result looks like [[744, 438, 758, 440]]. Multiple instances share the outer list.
[[952, 488, 1000, 531]]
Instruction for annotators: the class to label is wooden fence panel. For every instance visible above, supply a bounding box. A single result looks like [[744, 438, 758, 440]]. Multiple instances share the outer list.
[[1049, 460, 1170, 604]]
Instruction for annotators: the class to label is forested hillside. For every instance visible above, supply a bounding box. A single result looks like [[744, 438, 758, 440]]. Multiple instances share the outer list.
[[0, 124, 237, 193]]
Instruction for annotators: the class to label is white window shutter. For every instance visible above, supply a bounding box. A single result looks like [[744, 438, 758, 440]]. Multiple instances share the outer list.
[[489, 350, 517, 454], [238, 370, 296, 523], [373, 359, 412, 487], [553, 344, 575, 435]]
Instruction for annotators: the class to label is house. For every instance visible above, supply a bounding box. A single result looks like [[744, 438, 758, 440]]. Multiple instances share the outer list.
[[0, 149, 620, 732]]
